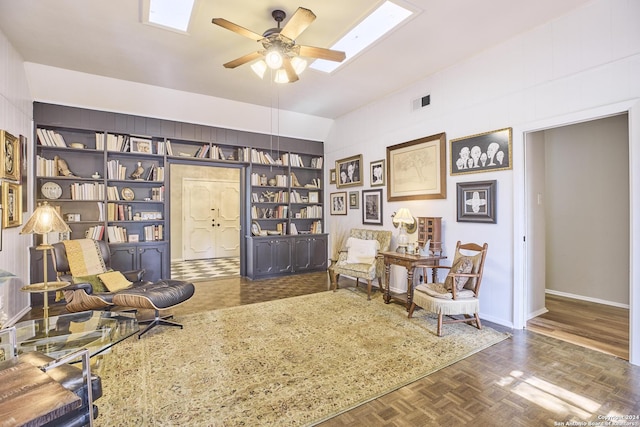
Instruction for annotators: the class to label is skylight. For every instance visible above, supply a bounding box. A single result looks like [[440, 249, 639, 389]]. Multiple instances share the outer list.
[[143, 0, 195, 33], [310, 1, 413, 73]]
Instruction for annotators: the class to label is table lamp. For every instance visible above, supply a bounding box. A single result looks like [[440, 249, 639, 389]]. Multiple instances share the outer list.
[[20, 202, 71, 317], [392, 208, 415, 253]]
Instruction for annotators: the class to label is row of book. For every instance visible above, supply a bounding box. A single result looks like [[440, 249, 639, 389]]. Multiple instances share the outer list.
[[106, 160, 165, 181], [106, 224, 164, 243], [85, 225, 105, 240], [282, 153, 323, 169], [296, 205, 322, 219], [170, 141, 250, 161], [36, 129, 67, 147], [251, 205, 289, 219], [36, 155, 59, 177], [107, 203, 133, 221], [289, 221, 322, 235], [70, 183, 105, 200], [143, 224, 164, 241]]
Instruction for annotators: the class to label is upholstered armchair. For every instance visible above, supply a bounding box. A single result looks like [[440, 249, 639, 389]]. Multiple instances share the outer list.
[[329, 228, 392, 300], [408, 241, 488, 336]]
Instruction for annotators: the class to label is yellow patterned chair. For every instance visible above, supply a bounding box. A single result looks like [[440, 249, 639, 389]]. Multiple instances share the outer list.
[[329, 228, 392, 300]]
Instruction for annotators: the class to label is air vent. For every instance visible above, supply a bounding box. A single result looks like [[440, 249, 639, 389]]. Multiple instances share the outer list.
[[412, 94, 431, 111]]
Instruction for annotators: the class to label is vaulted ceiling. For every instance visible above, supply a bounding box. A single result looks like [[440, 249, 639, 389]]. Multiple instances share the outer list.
[[0, 0, 592, 119]]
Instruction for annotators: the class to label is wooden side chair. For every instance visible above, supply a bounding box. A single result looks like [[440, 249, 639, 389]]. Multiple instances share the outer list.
[[408, 241, 488, 336]]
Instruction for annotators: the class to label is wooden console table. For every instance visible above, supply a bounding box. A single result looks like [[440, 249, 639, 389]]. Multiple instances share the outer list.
[[380, 251, 446, 311]]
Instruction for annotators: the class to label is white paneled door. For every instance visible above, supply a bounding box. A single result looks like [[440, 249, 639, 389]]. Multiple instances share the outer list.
[[183, 178, 240, 260]]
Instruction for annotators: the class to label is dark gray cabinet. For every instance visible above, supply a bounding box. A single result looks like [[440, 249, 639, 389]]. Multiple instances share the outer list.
[[109, 242, 168, 282], [247, 235, 327, 279], [293, 236, 328, 272]]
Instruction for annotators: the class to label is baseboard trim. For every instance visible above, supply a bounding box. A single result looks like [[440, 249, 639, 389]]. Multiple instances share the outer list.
[[527, 307, 549, 321], [545, 289, 630, 309]]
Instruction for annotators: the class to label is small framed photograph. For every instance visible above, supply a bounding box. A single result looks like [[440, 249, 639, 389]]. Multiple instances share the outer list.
[[349, 191, 359, 209], [330, 192, 347, 215], [308, 191, 319, 203], [370, 159, 385, 187], [130, 137, 153, 154], [450, 128, 512, 175], [0, 130, 20, 181], [362, 189, 383, 225], [329, 169, 336, 184], [456, 180, 497, 223], [2, 182, 22, 228], [128, 234, 139, 242], [251, 221, 262, 236], [335, 154, 363, 188]]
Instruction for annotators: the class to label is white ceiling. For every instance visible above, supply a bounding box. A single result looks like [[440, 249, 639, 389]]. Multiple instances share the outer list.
[[0, 0, 592, 119]]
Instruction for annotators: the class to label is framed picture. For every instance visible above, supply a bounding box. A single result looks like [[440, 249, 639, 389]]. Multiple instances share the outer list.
[[128, 234, 139, 242], [2, 182, 22, 228], [130, 137, 153, 154], [456, 180, 497, 223], [308, 191, 319, 203], [450, 127, 512, 175], [20, 135, 28, 211], [329, 169, 336, 184], [0, 130, 20, 181], [335, 154, 363, 188], [370, 159, 385, 187], [387, 132, 446, 201], [349, 191, 359, 209], [330, 192, 347, 215], [362, 189, 383, 225]]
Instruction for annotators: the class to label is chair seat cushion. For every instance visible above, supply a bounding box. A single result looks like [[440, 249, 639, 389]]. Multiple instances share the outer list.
[[98, 271, 132, 292], [416, 283, 476, 300]]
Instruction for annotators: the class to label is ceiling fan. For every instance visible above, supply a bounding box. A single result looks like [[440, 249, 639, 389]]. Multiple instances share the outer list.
[[212, 7, 346, 83]]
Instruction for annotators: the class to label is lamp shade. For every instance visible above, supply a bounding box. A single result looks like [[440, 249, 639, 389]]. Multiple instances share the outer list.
[[20, 202, 71, 235], [251, 60, 267, 79], [265, 48, 283, 69], [393, 208, 415, 226]]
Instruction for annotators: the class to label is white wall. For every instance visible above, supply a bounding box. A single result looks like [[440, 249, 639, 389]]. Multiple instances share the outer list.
[[324, 0, 640, 333], [0, 28, 34, 325]]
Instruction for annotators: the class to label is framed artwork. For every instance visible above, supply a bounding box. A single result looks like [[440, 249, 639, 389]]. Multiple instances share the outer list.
[[450, 127, 512, 175], [370, 159, 385, 187], [308, 191, 319, 203], [349, 191, 359, 209], [456, 180, 497, 223], [20, 135, 28, 212], [329, 169, 336, 184], [362, 189, 383, 225], [2, 182, 22, 228], [130, 138, 153, 154], [335, 154, 363, 188], [387, 132, 446, 201], [330, 192, 347, 215], [0, 130, 20, 181]]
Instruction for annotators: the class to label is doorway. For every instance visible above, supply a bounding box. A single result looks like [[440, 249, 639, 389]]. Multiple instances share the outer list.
[[523, 114, 630, 357], [169, 164, 241, 281]]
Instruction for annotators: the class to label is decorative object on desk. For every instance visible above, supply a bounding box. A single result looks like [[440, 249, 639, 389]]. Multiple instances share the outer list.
[[130, 161, 145, 180], [419, 239, 431, 257], [361, 189, 383, 225], [329, 192, 347, 215], [336, 154, 363, 188], [41, 181, 62, 200], [53, 155, 76, 177], [391, 210, 417, 233], [370, 159, 385, 187], [387, 132, 446, 201], [0, 130, 20, 181], [20, 201, 71, 317], [121, 187, 135, 201], [2, 182, 22, 228], [456, 180, 497, 223], [329, 168, 336, 184], [348, 191, 359, 209], [450, 128, 512, 175], [392, 207, 414, 252]]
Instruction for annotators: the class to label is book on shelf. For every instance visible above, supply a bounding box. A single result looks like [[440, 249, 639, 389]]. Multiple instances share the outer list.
[[166, 140, 174, 156], [107, 225, 128, 243], [85, 225, 105, 240], [36, 128, 67, 147]]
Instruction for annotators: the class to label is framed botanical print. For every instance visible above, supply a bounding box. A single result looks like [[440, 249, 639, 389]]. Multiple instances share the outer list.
[[362, 189, 383, 225], [2, 182, 22, 228], [335, 154, 363, 188], [0, 130, 20, 181]]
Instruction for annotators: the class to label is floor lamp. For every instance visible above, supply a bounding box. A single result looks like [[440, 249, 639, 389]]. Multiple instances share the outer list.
[[20, 202, 71, 319]]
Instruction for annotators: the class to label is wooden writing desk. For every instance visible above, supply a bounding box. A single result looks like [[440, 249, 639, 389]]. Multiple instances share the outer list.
[[380, 251, 446, 311]]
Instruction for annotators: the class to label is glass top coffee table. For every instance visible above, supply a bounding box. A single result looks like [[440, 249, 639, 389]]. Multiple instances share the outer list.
[[1, 311, 139, 362]]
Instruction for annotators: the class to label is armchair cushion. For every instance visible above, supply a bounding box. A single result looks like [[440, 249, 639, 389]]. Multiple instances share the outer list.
[[444, 256, 474, 291], [417, 283, 476, 300], [345, 237, 380, 264], [72, 274, 108, 293], [98, 271, 132, 292]]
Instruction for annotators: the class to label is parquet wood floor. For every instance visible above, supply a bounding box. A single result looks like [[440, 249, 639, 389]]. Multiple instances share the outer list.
[[21, 274, 640, 426], [526, 294, 629, 360]]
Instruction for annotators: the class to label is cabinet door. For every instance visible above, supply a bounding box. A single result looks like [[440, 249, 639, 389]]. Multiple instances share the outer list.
[[308, 236, 328, 270], [138, 243, 168, 282], [273, 239, 292, 274], [109, 244, 138, 273], [253, 240, 276, 276]]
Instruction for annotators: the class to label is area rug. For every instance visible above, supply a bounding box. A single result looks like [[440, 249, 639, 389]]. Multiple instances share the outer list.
[[95, 289, 509, 426]]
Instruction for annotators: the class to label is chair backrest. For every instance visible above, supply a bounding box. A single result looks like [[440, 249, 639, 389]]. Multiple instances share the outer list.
[[348, 228, 392, 253], [452, 241, 488, 295], [51, 239, 112, 277]]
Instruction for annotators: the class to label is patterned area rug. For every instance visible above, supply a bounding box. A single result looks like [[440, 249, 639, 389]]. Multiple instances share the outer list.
[[95, 289, 509, 426]]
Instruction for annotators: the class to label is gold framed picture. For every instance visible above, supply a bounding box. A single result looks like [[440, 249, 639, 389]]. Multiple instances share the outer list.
[[335, 154, 363, 188], [2, 182, 22, 228], [0, 130, 20, 181]]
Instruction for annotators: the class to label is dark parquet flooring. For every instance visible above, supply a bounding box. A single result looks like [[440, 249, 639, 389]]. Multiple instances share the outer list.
[[21, 272, 640, 426]]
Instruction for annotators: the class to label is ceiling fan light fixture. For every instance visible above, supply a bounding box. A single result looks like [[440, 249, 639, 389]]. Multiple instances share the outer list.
[[274, 69, 290, 84], [251, 60, 267, 79], [265, 48, 284, 69], [290, 56, 307, 75]]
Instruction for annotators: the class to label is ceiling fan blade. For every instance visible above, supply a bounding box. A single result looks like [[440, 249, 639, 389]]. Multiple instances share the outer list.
[[280, 7, 316, 40], [281, 56, 299, 83], [298, 45, 346, 62], [223, 51, 263, 69], [212, 18, 264, 41]]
